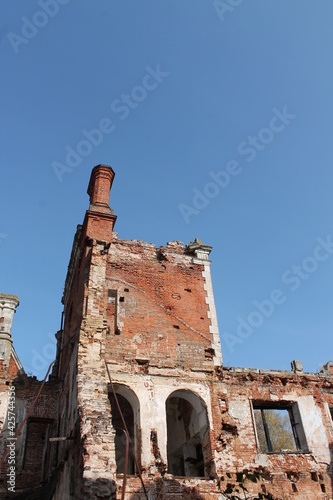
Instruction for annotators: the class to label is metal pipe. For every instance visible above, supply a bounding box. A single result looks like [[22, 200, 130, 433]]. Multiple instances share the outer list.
[[121, 428, 129, 500]]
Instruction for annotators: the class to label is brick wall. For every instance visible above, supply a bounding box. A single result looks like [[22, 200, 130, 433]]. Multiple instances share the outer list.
[[104, 236, 215, 372], [1, 165, 332, 499]]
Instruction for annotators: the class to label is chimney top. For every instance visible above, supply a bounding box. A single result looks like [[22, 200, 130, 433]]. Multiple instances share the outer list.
[[87, 164, 115, 209]]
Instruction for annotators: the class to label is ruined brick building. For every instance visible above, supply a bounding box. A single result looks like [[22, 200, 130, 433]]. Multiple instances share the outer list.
[[0, 164, 332, 499]]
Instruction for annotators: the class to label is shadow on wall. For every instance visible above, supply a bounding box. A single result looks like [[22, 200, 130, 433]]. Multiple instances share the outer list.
[[81, 478, 117, 500]]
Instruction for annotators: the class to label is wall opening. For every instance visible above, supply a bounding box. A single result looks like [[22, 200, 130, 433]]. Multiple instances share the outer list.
[[23, 418, 54, 486], [166, 390, 211, 477], [108, 385, 140, 474], [252, 402, 308, 453], [107, 289, 118, 334]]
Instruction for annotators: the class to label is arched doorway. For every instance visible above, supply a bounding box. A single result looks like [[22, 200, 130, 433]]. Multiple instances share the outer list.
[[166, 390, 211, 477], [108, 385, 140, 474]]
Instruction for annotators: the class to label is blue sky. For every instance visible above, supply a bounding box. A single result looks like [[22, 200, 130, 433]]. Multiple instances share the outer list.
[[1, 0, 333, 379]]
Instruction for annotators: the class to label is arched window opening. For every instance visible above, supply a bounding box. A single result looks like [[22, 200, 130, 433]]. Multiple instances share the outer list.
[[166, 390, 210, 478], [108, 385, 140, 475]]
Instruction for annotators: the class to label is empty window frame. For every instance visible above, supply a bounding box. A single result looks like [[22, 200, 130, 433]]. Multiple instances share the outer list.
[[166, 390, 212, 478], [251, 402, 308, 453], [108, 385, 140, 475]]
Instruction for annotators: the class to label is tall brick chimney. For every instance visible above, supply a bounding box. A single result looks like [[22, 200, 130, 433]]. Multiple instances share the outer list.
[[0, 293, 19, 368], [87, 164, 115, 212], [84, 164, 117, 242]]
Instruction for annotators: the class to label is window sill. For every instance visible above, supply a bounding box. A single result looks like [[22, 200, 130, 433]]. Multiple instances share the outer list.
[[164, 473, 210, 480], [257, 449, 311, 455]]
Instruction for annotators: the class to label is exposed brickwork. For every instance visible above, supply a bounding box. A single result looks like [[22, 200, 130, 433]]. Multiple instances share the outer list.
[[7, 355, 19, 378], [0, 373, 59, 498], [104, 237, 215, 372], [210, 368, 333, 499], [0, 164, 332, 499]]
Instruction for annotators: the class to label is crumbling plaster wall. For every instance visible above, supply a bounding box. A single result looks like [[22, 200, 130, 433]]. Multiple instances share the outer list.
[[70, 235, 333, 498], [212, 367, 333, 499], [106, 368, 214, 471], [297, 395, 331, 463], [32, 164, 332, 499], [0, 373, 59, 497], [53, 344, 80, 500], [67, 232, 223, 496], [69, 241, 118, 498], [76, 315, 116, 498]]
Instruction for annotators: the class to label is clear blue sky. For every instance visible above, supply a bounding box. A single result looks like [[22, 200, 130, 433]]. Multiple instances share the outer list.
[[1, 1, 333, 379]]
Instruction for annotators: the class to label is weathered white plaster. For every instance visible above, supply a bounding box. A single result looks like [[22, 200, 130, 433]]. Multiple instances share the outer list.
[[254, 454, 271, 467], [107, 369, 213, 470], [192, 249, 223, 367], [229, 400, 251, 423], [0, 294, 19, 368], [279, 391, 298, 401], [298, 395, 331, 463]]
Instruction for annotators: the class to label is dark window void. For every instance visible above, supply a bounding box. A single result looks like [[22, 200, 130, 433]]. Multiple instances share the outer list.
[[166, 391, 211, 477], [108, 387, 140, 475], [253, 404, 308, 453], [107, 290, 118, 334], [23, 418, 53, 486]]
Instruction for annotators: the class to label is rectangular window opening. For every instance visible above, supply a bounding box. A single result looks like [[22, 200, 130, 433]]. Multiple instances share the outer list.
[[107, 290, 118, 334], [252, 402, 307, 454]]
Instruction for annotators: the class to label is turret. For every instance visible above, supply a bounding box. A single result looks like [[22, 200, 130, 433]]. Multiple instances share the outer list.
[[0, 293, 19, 368]]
